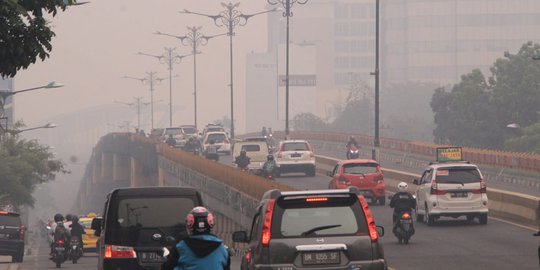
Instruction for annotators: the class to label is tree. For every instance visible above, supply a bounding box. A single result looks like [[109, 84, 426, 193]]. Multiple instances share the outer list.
[[0, 135, 66, 211], [0, 0, 80, 78], [504, 123, 540, 153], [292, 112, 328, 131]]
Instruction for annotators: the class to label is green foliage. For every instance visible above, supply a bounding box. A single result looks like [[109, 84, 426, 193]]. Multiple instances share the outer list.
[[292, 112, 327, 131], [0, 0, 78, 78], [329, 98, 373, 133], [431, 42, 540, 149], [504, 123, 540, 153], [0, 136, 67, 210]]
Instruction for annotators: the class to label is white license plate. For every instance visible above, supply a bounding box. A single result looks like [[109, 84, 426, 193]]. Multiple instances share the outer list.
[[451, 192, 468, 198], [140, 252, 166, 263], [55, 247, 65, 251], [302, 251, 340, 265]]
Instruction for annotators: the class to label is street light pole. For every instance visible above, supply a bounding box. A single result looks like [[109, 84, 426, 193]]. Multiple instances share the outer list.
[[155, 27, 220, 130], [137, 48, 193, 127], [8, 123, 57, 135], [267, 0, 308, 137], [114, 97, 150, 131], [124, 72, 168, 130], [374, 0, 381, 157], [181, 3, 276, 139]]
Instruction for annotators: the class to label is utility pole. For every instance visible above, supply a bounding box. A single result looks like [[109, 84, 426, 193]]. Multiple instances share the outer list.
[[124, 72, 167, 130], [114, 97, 150, 131]]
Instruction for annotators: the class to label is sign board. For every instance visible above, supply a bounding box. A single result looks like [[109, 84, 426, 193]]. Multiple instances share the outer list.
[[436, 147, 463, 162], [278, 75, 317, 87]]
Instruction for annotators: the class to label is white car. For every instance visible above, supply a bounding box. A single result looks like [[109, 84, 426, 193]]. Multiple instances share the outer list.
[[231, 141, 269, 171], [413, 162, 488, 225], [162, 127, 184, 148], [202, 131, 231, 154], [275, 140, 316, 177]]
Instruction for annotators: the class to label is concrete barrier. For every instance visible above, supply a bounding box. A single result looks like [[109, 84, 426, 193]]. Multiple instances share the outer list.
[[315, 155, 540, 228]]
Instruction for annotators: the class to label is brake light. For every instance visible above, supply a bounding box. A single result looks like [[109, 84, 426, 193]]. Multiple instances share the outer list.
[[306, 197, 328, 202], [19, 224, 25, 240], [430, 180, 447, 195], [224, 138, 230, 144], [309, 151, 315, 158], [401, 213, 411, 220], [204, 140, 208, 144], [0, 211, 8, 215], [375, 174, 384, 184], [245, 251, 251, 262], [306, 143, 312, 151], [261, 199, 276, 247], [104, 245, 137, 259], [339, 176, 350, 185], [58, 240, 64, 246], [277, 152, 282, 158], [358, 196, 378, 242], [472, 179, 487, 194]]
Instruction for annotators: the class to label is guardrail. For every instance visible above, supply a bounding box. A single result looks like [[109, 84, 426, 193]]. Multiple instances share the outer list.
[[315, 155, 540, 228]]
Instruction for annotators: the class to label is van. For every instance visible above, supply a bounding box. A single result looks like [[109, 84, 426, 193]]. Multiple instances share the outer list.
[[232, 141, 269, 171], [91, 187, 203, 270]]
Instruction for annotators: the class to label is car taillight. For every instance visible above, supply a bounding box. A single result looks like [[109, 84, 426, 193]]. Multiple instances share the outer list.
[[224, 138, 230, 144], [19, 224, 25, 240], [375, 174, 384, 184], [204, 140, 208, 144], [472, 179, 487, 194], [245, 251, 251, 262], [358, 196, 378, 243], [339, 176, 350, 185], [104, 245, 137, 259], [306, 197, 328, 202], [430, 180, 447, 195], [306, 143, 312, 151], [277, 152, 282, 158], [309, 151, 315, 158], [401, 212, 411, 220], [261, 199, 276, 247], [58, 240, 64, 247]]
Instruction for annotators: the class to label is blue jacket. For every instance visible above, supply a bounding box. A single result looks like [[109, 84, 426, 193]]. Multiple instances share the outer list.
[[173, 234, 230, 270]]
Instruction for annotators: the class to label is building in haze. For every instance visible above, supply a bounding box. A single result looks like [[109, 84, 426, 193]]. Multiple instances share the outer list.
[[0, 78, 14, 133], [245, 0, 540, 132]]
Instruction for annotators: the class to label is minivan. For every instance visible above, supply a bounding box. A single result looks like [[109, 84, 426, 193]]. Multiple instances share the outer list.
[[92, 187, 203, 270]]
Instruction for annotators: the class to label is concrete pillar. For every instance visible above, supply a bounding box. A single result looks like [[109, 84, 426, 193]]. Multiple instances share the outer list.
[[131, 157, 151, 187], [113, 154, 130, 182], [158, 167, 165, 187], [101, 152, 113, 180]]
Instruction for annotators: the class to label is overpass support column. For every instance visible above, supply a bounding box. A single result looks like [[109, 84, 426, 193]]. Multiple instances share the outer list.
[[158, 167, 165, 187], [113, 154, 130, 182], [101, 152, 113, 180], [131, 157, 150, 187]]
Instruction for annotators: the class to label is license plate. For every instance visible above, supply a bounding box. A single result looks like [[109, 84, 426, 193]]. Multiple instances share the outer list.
[[290, 153, 301, 158], [451, 192, 468, 198], [55, 247, 65, 251], [140, 252, 167, 263], [302, 251, 340, 265]]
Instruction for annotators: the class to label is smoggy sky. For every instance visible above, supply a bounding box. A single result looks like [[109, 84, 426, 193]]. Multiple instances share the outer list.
[[15, 0, 270, 132]]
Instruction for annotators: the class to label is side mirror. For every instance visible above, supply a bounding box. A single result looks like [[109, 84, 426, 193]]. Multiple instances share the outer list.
[[326, 172, 333, 177], [413, 179, 419, 185], [376, 226, 385, 237], [232, 231, 248, 243], [91, 217, 102, 236]]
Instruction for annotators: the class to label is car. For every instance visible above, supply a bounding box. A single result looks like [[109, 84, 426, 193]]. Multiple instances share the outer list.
[[232, 187, 387, 270], [327, 159, 386, 205], [231, 141, 269, 171], [202, 131, 231, 155], [79, 214, 99, 252], [161, 127, 185, 147], [0, 211, 25, 263], [243, 135, 277, 153], [179, 125, 198, 138], [274, 139, 316, 176], [413, 161, 489, 225], [201, 124, 226, 138], [91, 187, 203, 270]]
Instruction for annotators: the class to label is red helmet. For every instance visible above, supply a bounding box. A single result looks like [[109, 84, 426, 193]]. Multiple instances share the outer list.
[[186, 207, 215, 234]]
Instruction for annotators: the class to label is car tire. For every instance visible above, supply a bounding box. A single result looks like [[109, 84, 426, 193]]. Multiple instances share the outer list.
[[307, 167, 316, 177], [416, 207, 424, 222], [479, 214, 488, 225], [12, 251, 23, 263], [425, 205, 435, 226]]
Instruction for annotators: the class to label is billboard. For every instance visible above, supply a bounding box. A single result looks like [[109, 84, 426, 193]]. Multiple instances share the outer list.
[[436, 147, 463, 162]]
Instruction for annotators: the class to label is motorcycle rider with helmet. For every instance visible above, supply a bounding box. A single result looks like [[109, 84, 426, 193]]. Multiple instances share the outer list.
[[346, 136, 359, 149], [69, 216, 85, 249], [389, 182, 417, 234], [234, 150, 251, 170], [162, 207, 230, 270], [260, 154, 277, 179], [50, 213, 70, 257]]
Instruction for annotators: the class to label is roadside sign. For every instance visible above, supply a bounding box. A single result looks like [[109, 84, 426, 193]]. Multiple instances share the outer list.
[[436, 147, 462, 162]]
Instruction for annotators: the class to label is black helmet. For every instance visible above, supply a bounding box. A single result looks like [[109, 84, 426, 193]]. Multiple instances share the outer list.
[[240, 150, 247, 156], [72, 216, 79, 223], [65, 214, 74, 222], [54, 213, 64, 222], [267, 154, 274, 161]]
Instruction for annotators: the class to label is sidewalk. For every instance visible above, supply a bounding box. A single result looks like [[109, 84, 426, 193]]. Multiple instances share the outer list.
[[0, 263, 19, 270]]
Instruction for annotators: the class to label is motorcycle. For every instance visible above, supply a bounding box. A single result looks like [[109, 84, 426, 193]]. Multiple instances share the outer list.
[[534, 231, 540, 267], [50, 239, 68, 268], [346, 146, 360, 159], [68, 237, 82, 264], [393, 211, 415, 244]]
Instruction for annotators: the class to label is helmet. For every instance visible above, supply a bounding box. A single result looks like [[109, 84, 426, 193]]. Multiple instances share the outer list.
[[54, 213, 64, 222], [72, 216, 79, 223], [349, 135, 355, 140], [398, 182, 408, 191], [240, 150, 247, 156], [186, 207, 215, 234], [267, 154, 274, 161], [65, 214, 74, 222]]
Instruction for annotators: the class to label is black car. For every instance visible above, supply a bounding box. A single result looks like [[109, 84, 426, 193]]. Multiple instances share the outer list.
[[91, 187, 203, 270], [0, 211, 25, 263], [233, 187, 387, 270]]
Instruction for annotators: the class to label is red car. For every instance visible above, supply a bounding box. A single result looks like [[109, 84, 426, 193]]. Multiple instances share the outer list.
[[327, 159, 386, 205]]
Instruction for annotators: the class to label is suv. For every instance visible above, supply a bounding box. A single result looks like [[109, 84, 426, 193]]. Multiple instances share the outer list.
[[0, 211, 25, 262], [162, 127, 185, 148], [233, 187, 387, 270], [275, 140, 316, 176], [92, 187, 203, 270], [202, 131, 231, 155], [328, 159, 386, 205], [413, 162, 488, 225]]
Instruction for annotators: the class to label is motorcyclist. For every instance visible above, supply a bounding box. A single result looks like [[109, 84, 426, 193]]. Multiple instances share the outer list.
[[48, 213, 64, 244], [50, 213, 70, 257], [205, 140, 219, 161], [234, 150, 251, 170], [389, 182, 417, 233], [162, 207, 230, 270], [261, 154, 277, 178], [184, 136, 201, 154], [346, 135, 359, 149], [261, 126, 268, 137], [166, 134, 176, 147], [534, 230, 540, 267], [69, 216, 85, 249]]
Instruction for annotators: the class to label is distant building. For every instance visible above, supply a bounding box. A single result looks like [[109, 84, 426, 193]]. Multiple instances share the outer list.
[[245, 0, 540, 132], [0, 78, 14, 133]]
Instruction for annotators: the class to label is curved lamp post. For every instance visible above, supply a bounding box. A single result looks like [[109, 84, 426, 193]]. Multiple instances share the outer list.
[[0, 81, 64, 116], [180, 2, 276, 139], [9, 123, 57, 135], [267, 0, 308, 137]]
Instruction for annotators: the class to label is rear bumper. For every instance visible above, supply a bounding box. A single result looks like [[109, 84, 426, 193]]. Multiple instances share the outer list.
[[102, 258, 162, 270], [253, 259, 387, 270], [0, 240, 24, 255], [429, 208, 489, 217], [277, 163, 316, 173]]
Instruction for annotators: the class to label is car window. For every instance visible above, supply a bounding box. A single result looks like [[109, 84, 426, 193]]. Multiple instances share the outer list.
[[241, 145, 261, 152], [207, 127, 223, 133], [0, 215, 20, 227], [332, 164, 339, 176], [181, 127, 197, 134], [436, 167, 481, 184], [165, 128, 182, 135], [207, 133, 226, 143], [420, 169, 431, 184], [282, 142, 308, 151], [115, 197, 195, 228], [343, 163, 379, 174]]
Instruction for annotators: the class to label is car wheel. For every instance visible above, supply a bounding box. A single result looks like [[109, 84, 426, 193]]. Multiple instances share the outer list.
[[416, 207, 424, 222], [466, 215, 474, 223], [12, 250, 23, 263], [404, 237, 409, 244], [479, 214, 488, 225], [306, 167, 316, 177], [425, 204, 435, 226]]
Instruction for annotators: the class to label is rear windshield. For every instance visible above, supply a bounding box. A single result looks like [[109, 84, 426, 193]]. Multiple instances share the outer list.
[[436, 167, 481, 184], [273, 196, 367, 238], [0, 215, 21, 227], [208, 133, 226, 142], [241, 145, 261, 152], [181, 127, 197, 134], [282, 142, 309, 151], [207, 127, 223, 133], [165, 128, 183, 135], [343, 163, 379, 175], [115, 197, 195, 228]]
